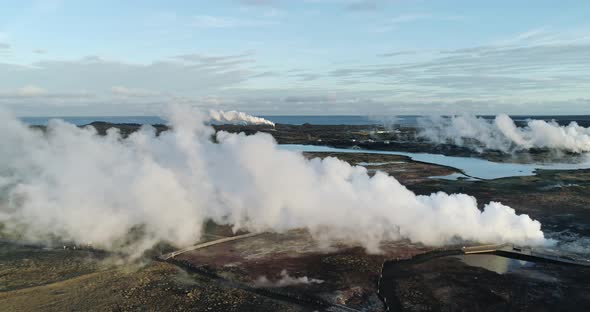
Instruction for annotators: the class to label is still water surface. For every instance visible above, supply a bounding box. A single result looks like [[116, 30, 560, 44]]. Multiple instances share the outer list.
[[278, 144, 590, 179]]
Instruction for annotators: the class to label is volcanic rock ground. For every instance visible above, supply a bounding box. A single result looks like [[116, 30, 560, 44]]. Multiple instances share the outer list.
[[1, 123, 589, 311]]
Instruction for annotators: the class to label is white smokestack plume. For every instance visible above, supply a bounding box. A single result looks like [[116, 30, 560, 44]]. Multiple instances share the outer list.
[[208, 109, 275, 126], [418, 114, 590, 153], [0, 107, 546, 257]]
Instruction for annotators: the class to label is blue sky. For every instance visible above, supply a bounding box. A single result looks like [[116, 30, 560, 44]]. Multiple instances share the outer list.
[[1, 0, 590, 115]]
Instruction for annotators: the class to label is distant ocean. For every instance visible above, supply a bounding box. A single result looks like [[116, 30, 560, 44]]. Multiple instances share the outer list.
[[19, 115, 590, 126]]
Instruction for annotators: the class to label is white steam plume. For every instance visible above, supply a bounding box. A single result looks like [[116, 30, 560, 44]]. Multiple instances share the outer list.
[[418, 114, 590, 153], [0, 107, 546, 257], [255, 270, 324, 287], [209, 109, 275, 126]]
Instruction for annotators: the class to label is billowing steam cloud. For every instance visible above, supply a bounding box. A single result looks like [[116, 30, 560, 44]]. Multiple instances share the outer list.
[[209, 109, 275, 126], [418, 114, 590, 153], [0, 107, 546, 257]]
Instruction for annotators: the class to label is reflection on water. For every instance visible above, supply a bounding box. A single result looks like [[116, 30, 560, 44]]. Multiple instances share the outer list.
[[454, 254, 534, 274], [279, 144, 590, 179]]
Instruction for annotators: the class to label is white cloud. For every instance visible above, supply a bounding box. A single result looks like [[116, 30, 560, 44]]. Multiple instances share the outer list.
[[15, 85, 47, 97], [369, 13, 463, 33], [0, 27, 589, 116], [111, 86, 161, 97], [0, 85, 49, 98], [191, 15, 239, 28], [0, 54, 256, 96], [492, 27, 590, 47]]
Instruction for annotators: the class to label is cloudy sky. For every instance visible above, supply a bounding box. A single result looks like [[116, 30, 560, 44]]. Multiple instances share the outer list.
[[1, 0, 589, 116]]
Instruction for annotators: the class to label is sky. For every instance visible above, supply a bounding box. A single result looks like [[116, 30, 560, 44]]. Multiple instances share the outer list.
[[1, 0, 589, 116]]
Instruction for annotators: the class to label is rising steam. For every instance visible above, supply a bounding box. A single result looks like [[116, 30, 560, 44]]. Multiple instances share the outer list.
[[418, 114, 590, 153], [209, 109, 275, 126], [0, 107, 547, 257], [254, 270, 324, 288]]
